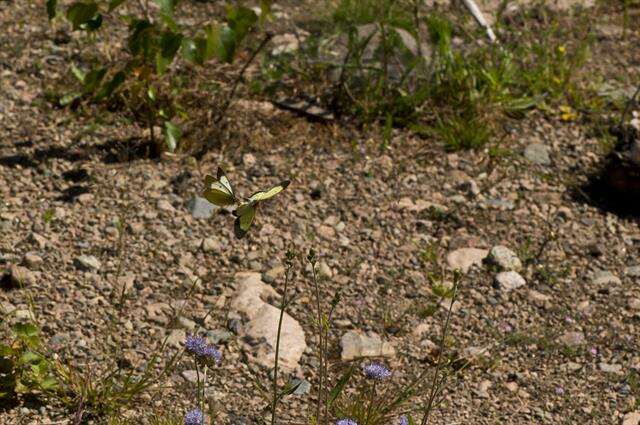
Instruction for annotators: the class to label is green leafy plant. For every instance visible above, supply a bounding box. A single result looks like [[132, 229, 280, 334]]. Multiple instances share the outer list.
[[0, 322, 57, 402], [262, 0, 597, 151], [46, 0, 267, 153]]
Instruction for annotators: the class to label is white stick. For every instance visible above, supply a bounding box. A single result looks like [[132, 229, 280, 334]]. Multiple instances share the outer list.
[[461, 0, 498, 43]]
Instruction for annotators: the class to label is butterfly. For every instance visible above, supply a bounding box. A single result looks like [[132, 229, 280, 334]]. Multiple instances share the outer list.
[[233, 180, 290, 238], [202, 167, 238, 207]]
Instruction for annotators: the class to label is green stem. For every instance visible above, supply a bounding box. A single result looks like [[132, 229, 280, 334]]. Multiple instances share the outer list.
[[420, 279, 459, 425], [270, 264, 293, 425], [310, 262, 324, 425]]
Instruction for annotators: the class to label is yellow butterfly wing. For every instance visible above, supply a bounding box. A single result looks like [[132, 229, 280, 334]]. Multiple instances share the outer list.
[[248, 180, 290, 202], [202, 170, 237, 207], [234, 202, 256, 238]]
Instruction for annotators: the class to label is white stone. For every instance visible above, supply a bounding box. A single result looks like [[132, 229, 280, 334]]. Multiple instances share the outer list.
[[487, 245, 522, 271], [495, 271, 526, 291], [446, 248, 488, 273], [231, 272, 306, 371]]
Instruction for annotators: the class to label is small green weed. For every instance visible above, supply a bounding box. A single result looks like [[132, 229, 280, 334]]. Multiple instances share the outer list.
[[45, 0, 268, 153], [0, 322, 57, 404], [263, 1, 599, 151]]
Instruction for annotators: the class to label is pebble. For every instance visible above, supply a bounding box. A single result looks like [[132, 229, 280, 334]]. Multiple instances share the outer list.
[[558, 331, 585, 346], [263, 266, 285, 284], [176, 316, 196, 330], [524, 143, 551, 165], [202, 237, 222, 253], [206, 329, 233, 344], [628, 298, 640, 311], [591, 270, 621, 285], [157, 199, 175, 212], [187, 196, 217, 219], [625, 266, 640, 277], [486, 245, 522, 271], [622, 412, 640, 425], [23, 252, 43, 269], [318, 261, 333, 278], [181, 369, 199, 384], [495, 271, 526, 291], [340, 330, 395, 361], [74, 255, 101, 271], [166, 329, 186, 348], [9, 264, 36, 286], [446, 248, 488, 273], [527, 290, 551, 307], [599, 362, 622, 374], [289, 378, 311, 395], [31, 233, 48, 249]]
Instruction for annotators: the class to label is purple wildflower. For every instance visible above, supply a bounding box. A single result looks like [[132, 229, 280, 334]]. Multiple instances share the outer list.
[[185, 335, 221, 365], [184, 408, 204, 425], [335, 420, 358, 425], [362, 362, 391, 380], [399, 415, 409, 425]]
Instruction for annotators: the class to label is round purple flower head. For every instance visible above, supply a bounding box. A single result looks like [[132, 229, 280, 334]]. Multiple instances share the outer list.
[[185, 335, 221, 365], [399, 415, 409, 425], [335, 420, 358, 425], [362, 362, 391, 380], [184, 408, 204, 425]]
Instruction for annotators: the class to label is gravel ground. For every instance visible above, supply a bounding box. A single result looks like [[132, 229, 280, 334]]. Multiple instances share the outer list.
[[1, 1, 640, 424]]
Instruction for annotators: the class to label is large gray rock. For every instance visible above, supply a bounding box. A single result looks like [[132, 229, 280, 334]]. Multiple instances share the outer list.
[[231, 272, 307, 371], [340, 330, 395, 361], [446, 248, 488, 273]]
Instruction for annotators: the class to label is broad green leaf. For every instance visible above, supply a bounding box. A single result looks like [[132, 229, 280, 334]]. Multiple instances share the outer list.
[[40, 377, 58, 391], [83, 67, 107, 93], [71, 65, 86, 83], [108, 0, 127, 12], [156, 31, 183, 74], [432, 284, 453, 299], [128, 19, 156, 58], [46, 0, 57, 20], [154, 0, 176, 14], [328, 366, 353, 406], [147, 85, 156, 101], [0, 344, 15, 356], [259, 0, 272, 24], [20, 351, 42, 365], [207, 25, 236, 63], [85, 13, 103, 30], [60, 92, 82, 106], [163, 121, 181, 152], [66, 2, 99, 31], [13, 323, 39, 338], [181, 36, 207, 65], [226, 6, 257, 43], [94, 70, 125, 101], [159, 11, 178, 32]]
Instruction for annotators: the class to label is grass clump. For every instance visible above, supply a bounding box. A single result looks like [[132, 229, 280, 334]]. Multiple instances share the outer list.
[[262, 0, 598, 150]]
